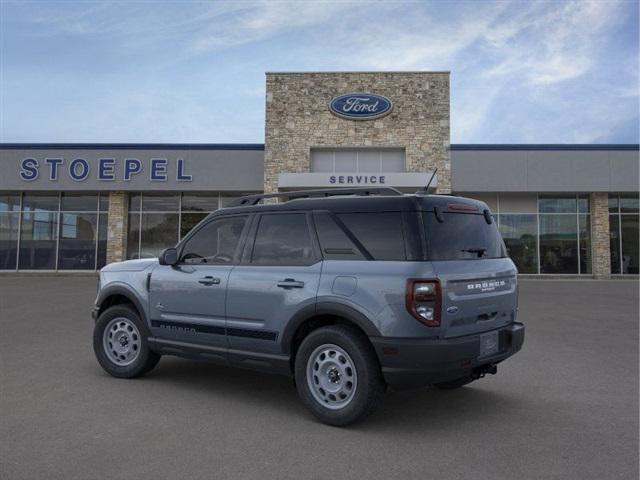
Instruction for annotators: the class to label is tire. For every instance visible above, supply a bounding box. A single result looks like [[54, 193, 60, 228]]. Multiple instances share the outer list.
[[294, 325, 385, 426], [93, 304, 160, 378], [434, 377, 474, 390]]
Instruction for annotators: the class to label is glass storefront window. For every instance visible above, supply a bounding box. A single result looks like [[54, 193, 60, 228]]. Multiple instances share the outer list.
[[498, 214, 538, 274], [97, 213, 108, 268], [536, 195, 591, 274], [609, 194, 640, 274], [59, 193, 105, 270], [311, 149, 406, 173], [220, 195, 242, 207], [128, 192, 261, 257], [620, 194, 639, 214], [127, 192, 223, 258], [22, 193, 59, 212], [539, 215, 578, 274], [139, 213, 179, 258], [1, 192, 108, 270], [129, 193, 141, 212], [19, 211, 58, 269], [181, 193, 219, 212], [577, 195, 590, 214], [0, 192, 21, 212], [127, 213, 141, 260], [58, 212, 98, 269], [99, 193, 109, 212], [180, 212, 208, 239], [539, 196, 578, 213], [620, 216, 639, 274], [609, 215, 621, 274], [579, 215, 591, 274], [0, 212, 19, 269], [61, 193, 99, 211], [142, 193, 179, 212]]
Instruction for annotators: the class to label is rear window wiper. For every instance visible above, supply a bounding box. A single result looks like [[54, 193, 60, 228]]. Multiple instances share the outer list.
[[461, 247, 487, 258]]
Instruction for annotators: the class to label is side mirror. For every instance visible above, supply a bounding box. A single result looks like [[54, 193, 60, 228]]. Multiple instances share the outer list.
[[159, 247, 178, 266]]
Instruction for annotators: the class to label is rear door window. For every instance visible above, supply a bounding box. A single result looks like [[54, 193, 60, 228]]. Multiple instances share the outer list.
[[251, 213, 317, 265], [424, 212, 506, 260], [336, 212, 407, 260]]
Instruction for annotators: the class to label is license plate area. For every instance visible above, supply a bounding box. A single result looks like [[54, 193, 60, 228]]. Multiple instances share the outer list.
[[479, 331, 499, 358]]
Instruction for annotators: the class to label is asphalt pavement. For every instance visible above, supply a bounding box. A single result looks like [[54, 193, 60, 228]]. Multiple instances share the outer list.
[[0, 276, 638, 480]]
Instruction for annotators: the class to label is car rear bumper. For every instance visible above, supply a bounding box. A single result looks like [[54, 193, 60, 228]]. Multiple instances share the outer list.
[[370, 322, 525, 389]]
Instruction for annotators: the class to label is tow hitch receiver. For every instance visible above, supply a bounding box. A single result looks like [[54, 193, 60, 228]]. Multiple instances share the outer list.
[[472, 364, 498, 379]]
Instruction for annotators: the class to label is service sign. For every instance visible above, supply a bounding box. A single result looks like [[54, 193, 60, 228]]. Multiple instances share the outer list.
[[329, 93, 393, 120]]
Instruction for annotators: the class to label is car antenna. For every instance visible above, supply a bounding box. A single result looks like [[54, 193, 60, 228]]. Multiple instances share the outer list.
[[419, 168, 438, 194]]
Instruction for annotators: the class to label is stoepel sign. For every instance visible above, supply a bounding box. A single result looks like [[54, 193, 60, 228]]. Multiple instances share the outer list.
[[19, 157, 192, 182], [329, 93, 393, 120]]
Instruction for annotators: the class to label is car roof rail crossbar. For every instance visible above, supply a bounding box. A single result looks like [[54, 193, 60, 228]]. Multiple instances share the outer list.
[[227, 187, 404, 207]]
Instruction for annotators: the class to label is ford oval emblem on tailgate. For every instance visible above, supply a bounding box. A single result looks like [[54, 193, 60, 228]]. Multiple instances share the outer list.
[[446, 306, 459, 315]]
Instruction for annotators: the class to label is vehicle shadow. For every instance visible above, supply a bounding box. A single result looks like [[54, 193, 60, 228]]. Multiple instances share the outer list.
[[140, 356, 520, 432]]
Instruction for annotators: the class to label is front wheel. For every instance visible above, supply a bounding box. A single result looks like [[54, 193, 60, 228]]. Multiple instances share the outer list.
[[93, 304, 160, 378], [294, 325, 385, 426]]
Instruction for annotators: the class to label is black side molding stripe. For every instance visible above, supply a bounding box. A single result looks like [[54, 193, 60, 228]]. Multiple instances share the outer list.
[[227, 328, 277, 341], [151, 320, 225, 335], [151, 320, 277, 341]]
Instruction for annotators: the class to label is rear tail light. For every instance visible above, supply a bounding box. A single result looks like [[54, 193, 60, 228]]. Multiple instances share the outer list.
[[406, 279, 441, 327]]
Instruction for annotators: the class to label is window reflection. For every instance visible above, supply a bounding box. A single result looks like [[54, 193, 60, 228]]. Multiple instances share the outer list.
[[609, 194, 639, 274], [579, 215, 591, 274], [620, 215, 639, 274], [127, 192, 234, 258], [539, 215, 578, 274], [498, 215, 538, 273], [0, 212, 19, 269], [58, 212, 98, 269], [0, 192, 20, 212], [609, 215, 621, 274], [19, 211, 58, 269], [180, 212, 208, 239], [139, 213, 179, 258], [538, 196, 577, 214]]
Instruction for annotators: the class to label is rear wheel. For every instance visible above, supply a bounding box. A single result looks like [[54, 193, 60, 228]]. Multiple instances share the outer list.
[[295, 325, 385, 426], [93, 304, 160, 378]]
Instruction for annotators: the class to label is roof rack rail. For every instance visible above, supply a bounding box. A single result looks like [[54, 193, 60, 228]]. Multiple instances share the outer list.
[[226, 187, 403, 207]]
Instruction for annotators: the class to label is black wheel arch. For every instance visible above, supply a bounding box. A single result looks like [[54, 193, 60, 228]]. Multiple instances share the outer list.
[[95, 284, 148, 326], [281, 301, 381, 359]]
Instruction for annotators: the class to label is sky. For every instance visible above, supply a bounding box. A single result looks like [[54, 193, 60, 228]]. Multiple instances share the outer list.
[[0, 0, 638, 144]]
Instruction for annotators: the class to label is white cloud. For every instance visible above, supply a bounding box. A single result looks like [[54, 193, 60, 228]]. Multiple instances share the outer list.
[[4, 0, 637, 143]]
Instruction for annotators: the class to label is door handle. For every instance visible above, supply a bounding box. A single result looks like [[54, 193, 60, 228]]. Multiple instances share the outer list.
[[277, 278, 305, 289], [198, 276, 221, 286]]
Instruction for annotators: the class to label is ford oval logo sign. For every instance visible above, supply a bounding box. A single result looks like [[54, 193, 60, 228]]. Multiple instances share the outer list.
[[329, 93, 393, 120]]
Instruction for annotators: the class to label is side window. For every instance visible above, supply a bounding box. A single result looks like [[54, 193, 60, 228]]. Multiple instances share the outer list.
[[337, 212, 407, 260], [180, 216, 247, 264], [313, 212, 365, 260], [251, 213, 316, 265]]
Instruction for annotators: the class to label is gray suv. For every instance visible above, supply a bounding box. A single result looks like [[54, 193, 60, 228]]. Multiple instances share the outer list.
[[92, 187, 524, 426]]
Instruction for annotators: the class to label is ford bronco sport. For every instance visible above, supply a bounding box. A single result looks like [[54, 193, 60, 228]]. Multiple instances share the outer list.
[[92, 187, 524, 426]]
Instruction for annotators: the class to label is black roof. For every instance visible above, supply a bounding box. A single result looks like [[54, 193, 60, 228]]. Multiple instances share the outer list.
[[214, 192, 488, 216]]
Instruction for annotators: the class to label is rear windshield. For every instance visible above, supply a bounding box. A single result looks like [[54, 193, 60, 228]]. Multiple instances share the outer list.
[[424, 212, 506, 260]]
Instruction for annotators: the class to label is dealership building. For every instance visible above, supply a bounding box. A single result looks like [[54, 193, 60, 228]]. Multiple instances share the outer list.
[[0, 72, 638, 276]]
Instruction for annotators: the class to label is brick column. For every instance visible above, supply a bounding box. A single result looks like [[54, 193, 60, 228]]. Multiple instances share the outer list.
[[106, 191, 129, 264], [590, 192, 611, 277]]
